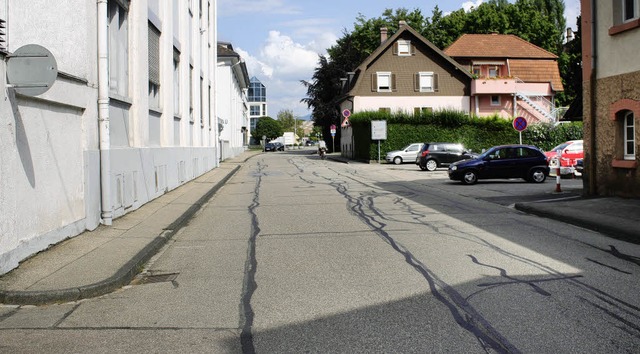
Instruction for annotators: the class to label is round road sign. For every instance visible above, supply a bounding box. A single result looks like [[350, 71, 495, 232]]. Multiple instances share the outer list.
[[513, 116, 528, 132]]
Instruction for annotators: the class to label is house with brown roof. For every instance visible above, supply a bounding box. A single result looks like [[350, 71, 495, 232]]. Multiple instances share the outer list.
[[581, 0, 640, 197], [338, 21, 473, 157], [339, 21, 473, 117], [444, 33, 564, 124]]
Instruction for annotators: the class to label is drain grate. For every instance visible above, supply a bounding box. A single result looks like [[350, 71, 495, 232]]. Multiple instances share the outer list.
[[135, 272, 179, 285]]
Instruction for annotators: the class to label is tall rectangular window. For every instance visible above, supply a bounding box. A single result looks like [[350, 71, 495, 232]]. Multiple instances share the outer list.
[[624, 0, 637, 21], [108, 0, 129, 97], [148, 23, 161, 109], [173, 48, 180, 116], [189, 65, 194, 122], [377, 72, 391, 92], [624, 112, 635, 160], [418, 72, 434, 92]]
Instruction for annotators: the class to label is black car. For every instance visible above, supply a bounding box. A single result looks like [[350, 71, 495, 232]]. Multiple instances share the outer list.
[[448, 144, 549, 185], [416, 142, 477, 171], [264, 142, 284, 151]]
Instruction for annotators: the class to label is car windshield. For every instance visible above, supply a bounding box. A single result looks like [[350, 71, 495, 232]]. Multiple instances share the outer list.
[[477, 148, 495, 159], [551, 142, 570, 151]]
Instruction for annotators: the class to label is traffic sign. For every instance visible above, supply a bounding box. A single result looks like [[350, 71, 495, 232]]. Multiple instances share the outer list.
[[513, 116, 528, 132], [342, 109, 351, 118]]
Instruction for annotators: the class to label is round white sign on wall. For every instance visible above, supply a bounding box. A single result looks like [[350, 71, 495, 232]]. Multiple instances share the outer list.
[[7, 44, 58, 96]]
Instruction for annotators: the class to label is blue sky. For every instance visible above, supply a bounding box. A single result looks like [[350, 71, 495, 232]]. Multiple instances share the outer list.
[[217, 0, 581, 119]]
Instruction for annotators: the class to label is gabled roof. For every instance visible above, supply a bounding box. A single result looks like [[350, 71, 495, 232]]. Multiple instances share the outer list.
[[346, 22, 472, 94], [444, 34, 557, 59]]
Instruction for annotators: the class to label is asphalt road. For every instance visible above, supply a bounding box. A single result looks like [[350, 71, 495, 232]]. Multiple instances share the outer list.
[[1, 149, 638, 353]]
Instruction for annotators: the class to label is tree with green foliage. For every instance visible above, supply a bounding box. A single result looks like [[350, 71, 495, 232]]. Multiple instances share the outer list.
[[276, 109, 303, 135], [252, 117, 283, 141]]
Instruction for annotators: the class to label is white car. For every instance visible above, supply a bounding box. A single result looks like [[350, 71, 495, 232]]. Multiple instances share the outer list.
[[385, 143, 423, 164]]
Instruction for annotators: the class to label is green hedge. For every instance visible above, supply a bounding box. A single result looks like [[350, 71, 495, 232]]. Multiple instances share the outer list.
[[349, 110, 583, 161]]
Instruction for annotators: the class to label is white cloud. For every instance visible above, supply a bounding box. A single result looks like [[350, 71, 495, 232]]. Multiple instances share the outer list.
[[234, 31, 326, 116], [260, 31, 321, 80], [461, 0, 484, 12]]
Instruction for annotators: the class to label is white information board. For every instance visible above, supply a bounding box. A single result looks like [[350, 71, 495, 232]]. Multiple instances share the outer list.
[[371, 120, 387, 140]]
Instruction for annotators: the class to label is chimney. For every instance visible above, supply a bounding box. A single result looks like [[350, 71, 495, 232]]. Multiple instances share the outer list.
[[566, 27, 574, 42], [399, 20, 407, 27], [380, 27, 388, 43]]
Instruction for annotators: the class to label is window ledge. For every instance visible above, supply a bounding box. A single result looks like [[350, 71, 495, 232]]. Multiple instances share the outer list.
[[611, 159, 638, 169], [609, 18, 640, 35]]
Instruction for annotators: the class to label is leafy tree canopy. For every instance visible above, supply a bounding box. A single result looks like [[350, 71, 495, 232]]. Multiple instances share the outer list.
[[252, 116, 283, 141], [276, 109, 304, 135]]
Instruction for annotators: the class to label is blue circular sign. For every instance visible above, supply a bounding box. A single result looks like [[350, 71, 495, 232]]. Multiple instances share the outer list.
[[513, 116, 528, 132]]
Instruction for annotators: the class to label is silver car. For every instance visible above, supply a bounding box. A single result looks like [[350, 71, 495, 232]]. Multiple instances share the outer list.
[[385, 143, 423, 164]]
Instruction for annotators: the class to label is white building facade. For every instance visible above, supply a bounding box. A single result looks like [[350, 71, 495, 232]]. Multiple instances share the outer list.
[[217, 42, 249, 159], [0, 0, 221, 274]]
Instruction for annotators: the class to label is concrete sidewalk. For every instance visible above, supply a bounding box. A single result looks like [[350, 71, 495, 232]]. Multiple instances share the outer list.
[[0, 150, 261, 305], [1, 150, 639, 306]]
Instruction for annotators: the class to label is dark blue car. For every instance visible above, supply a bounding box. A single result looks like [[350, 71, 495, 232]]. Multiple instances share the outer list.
[[448, 144, 549, 185]]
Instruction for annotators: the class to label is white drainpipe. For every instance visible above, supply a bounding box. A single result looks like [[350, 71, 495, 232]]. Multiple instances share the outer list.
[[97, 0, 112, 225]]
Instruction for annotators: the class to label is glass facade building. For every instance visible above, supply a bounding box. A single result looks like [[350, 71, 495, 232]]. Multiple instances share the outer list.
[[247, 76, 267, 144]]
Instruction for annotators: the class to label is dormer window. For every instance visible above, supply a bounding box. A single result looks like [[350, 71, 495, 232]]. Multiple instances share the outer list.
[[395, 40, 412, 56]]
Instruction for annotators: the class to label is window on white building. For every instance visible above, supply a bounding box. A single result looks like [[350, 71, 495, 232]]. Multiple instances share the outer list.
[[148, 23, 161, 109], [189, 65, 194, 122], [624, 111, 635, 160], [108, 0, 129, 97], [173, 48, 180, 116]]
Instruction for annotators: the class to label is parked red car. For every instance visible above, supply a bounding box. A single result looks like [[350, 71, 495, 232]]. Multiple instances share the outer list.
[[544, 140, 583, 177]]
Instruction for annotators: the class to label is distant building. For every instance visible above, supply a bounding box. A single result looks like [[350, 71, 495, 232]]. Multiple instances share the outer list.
[[247, 76, 268, 145], [0, 1, 220, 274], [581, 0, 640, 197], [217, 42, 250, 159], [445, 33, 564, 123]]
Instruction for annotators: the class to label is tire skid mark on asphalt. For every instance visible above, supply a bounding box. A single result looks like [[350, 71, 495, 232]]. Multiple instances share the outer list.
[[310, 167, 521, 354], [321, 163, 640, 346], [240, 161, 263, 354]]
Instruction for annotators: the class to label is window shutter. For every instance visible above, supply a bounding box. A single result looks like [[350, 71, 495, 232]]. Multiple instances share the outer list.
[[433, 73, 439, 92], [391, 73, 397, 92], [371, 73, 377, 92], [0, 18, 6, 53], [414, 73, 420, 92], [392, 42, 398, 55], [411, 45, 416, 56], [148, 23, 161, 86]]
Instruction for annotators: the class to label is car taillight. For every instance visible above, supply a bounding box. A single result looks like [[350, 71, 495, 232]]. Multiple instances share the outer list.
[[421, 150, 429, 157]]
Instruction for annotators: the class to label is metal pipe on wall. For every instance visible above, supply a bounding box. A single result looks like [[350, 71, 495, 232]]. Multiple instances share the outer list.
[[97, 0, 112, 225]]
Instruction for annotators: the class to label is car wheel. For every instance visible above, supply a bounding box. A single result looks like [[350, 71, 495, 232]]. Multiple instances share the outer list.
[[393, 156, 403, 165], [461, 170, 478, 185], [529, 168, 547, 183], [425, 159, 438, 171]]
